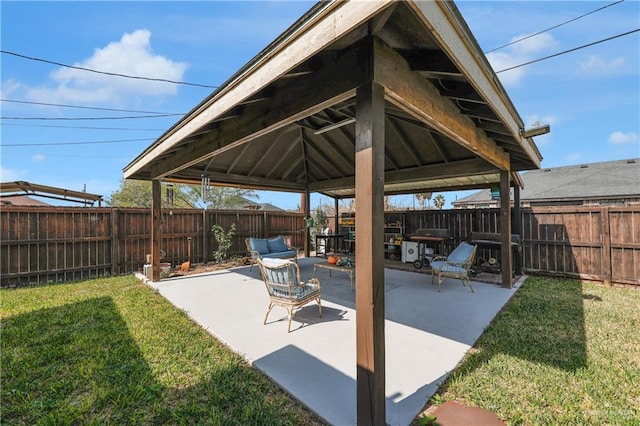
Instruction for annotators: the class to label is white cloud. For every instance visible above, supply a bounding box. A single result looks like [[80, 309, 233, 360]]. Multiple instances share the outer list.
[[509, 33, 556, 56], [0, 166, 24, 181], [32, 154, 46, 162], [486, 51, 526, 86], [488, 33, 557, 87], [25, 29, 188, 105], [0, 79, 24, 98], [608, 131, 639, 145], [566, 153, 584, 163], [580, 55, 625, 73]]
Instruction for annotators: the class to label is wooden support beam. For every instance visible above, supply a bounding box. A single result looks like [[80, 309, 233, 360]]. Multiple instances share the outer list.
[[408, 1, 541, 168], [147, 38, 373, 180], [355, 81, 386, 425], [151, 179, 161, 282], [308, 158, 494, 192], [334, 197, 339, 236], [500, 170, 513, 288], [303, 191, 310, 257], [373, 38, 510, 171], [125, 1, 395, 179], [399, 49, 463, 76]]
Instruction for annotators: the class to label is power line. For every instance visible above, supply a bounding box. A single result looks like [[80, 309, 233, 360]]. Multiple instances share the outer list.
[[1, 98, 184, 115], [467, 0, 524, 21], [485, 0, 625, 54], [1, 50, 218, 89], [1, 114, 181, 120], [3, 138, 154, 147], [2, 153, 128, 159], [1, 123, 164, 131], [496, 28, 640, 74]]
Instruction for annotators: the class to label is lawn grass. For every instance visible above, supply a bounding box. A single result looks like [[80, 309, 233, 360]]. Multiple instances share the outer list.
[[431, 276, 640, 425], [1, 275, 326, 425]]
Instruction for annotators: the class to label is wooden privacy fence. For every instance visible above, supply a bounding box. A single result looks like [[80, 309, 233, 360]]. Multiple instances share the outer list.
[[0, 207, 305, 287], [1, 205, 638, 287], [402, 206, 639, 287]]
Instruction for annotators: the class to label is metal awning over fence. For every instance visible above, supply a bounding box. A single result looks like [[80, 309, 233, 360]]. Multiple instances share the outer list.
[[1, 181, 103, 206]]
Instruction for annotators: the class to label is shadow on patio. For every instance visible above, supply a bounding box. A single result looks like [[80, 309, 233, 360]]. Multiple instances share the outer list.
[[150, 257, 522, 425]]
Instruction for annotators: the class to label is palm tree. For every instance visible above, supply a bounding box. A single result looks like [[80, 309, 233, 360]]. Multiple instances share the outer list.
[[415, 193, 432, 209], [433, 194, 446, 210]]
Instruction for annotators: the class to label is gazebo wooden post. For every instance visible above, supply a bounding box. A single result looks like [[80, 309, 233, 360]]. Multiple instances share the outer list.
[[355, 80, 386, 425], [500, 170, 513, 288], [303, 191, 310, 257], [151, 179, 162, 281], [334, 197, 340, 236]]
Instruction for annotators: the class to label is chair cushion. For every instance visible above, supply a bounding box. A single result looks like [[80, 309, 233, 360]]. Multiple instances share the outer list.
[[447, 242, 474, 264], [249, 238, 270, 254], [261, 262, 300, 287], [271, 283, 318, 300], [267, 236, 289, 253], [262, 251, 295, 259], [431, 261, 468, 276], [260, 258, 290, 266]]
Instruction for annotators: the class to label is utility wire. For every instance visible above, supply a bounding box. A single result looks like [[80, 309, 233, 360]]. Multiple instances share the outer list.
[[2, 153, 127, 158], [3, 138, 154, 147], [485, 0, 625, 54], [467, 0, 523, 21], [1, 123, 164, 131], [1, 98, 184, 115], [496, 28, 640, 74], [1, 114, 181, 120], [1, 50, 218, 89]]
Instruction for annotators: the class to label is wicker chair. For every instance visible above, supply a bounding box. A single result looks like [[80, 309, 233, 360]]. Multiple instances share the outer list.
[[257, 258, 322, 332], [430, 242, 478, 292]]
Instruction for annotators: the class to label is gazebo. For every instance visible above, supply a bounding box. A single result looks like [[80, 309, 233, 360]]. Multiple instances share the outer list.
[[124, 1, 544, 424]]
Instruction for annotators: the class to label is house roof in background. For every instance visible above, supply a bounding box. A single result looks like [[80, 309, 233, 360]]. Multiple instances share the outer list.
[[0, 195, 51, 207], [453, 158, 640, 205], [218, 197, 285, 211]]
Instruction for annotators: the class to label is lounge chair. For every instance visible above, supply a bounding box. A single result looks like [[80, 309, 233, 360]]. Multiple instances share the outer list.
[[257, 258, 322, 332], [430, 242, 478, 292]]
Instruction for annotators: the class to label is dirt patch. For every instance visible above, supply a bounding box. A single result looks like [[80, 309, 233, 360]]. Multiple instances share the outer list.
[[167, 258, 249, 278]]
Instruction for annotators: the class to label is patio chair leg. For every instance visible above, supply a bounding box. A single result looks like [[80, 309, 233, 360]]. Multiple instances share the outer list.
[[287, 307, 294, 333], [317, 297, 322, 317], [464, 277, 474, 293], [438, 275, 443, 292], [264, 302, 274, 325], [431, 271, 435, 285]]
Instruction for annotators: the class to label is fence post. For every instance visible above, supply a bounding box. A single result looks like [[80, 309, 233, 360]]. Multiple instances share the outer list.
[[263, 211, 268, 237], [202, 209, 209, 264], [111, 208, 120, 275], [601, 207, 612, 286]]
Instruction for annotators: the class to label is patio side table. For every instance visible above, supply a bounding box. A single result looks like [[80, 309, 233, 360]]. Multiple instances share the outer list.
[[313, 262, 355, 290]]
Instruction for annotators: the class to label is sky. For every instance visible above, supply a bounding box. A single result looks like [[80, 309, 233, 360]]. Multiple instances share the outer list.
[[1, 1, 639, 210]]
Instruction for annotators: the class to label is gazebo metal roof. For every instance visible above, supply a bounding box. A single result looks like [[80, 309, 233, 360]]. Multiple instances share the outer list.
[[124, 1, 542, 195]]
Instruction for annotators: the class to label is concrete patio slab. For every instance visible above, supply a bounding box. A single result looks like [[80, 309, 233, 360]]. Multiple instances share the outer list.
[[145, 257, 522, 426]]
